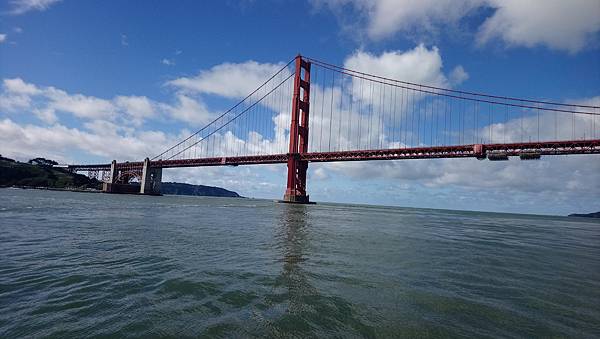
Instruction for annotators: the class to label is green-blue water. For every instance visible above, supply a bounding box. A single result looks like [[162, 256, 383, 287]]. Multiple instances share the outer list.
[[1, 188, 599, 338]]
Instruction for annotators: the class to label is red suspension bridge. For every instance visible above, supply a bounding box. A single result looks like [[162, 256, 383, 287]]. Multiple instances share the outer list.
[[68, 55, 600, 202]]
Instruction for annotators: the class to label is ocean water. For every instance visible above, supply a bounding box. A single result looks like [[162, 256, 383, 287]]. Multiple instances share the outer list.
[[0, 188, 599, 338]]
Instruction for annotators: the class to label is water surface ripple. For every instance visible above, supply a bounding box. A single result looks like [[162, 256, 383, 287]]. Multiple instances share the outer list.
[[0, 189, 599, 337]]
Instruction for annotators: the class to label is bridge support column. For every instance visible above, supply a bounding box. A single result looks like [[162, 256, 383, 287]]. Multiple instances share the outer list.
[[109, 160, 117, 183], [102, 160, 119, 193], [140, 157, 162, 195], [282, 55, 312, 204]]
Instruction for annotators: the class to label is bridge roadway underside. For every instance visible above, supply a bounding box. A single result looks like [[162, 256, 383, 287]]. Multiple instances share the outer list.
[[69, 139, 600, 172]]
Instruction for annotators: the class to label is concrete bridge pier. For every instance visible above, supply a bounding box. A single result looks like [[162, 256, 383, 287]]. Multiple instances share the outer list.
[[140, 158, 162, 195], [108, 160, 118, 183], [102, 160, 121, 193]]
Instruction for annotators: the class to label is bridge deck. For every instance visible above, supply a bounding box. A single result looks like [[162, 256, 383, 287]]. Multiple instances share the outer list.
[[67, 139, 600, 172]]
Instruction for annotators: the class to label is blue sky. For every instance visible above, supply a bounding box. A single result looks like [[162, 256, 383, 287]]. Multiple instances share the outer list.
[[1, 0, 599, 215]]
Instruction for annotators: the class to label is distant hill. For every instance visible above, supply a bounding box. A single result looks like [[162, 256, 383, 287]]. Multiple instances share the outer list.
[[0, 156, 101, 189], [0, 156, 241, 198], [568, 211, 600, 218], [161, 182, 241, 198]]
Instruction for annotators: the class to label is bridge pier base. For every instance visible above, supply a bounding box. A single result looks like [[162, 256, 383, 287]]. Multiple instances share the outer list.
[[282, 193, 312, 204], [140, 158, 162, 195], [282, 157, 312, 204]]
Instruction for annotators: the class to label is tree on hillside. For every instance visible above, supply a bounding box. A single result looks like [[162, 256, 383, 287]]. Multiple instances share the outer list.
[[28, 158, 58, 167]]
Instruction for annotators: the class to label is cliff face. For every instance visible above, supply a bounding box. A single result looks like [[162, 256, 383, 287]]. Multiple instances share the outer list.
[[161, 182, 241, 198]]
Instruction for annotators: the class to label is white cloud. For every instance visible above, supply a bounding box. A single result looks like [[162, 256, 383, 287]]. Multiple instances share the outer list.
[[320, 153, 600, 214], [0, 78, 165, 125], [477, 0, 600, 54], [0, 78, 38, 112], [0, 34, 6, 43], [14, 27, 23, 33], [449, 65, 469, 86], [114, 96, 156, 126], [312, 167, 329, 180], [344, 45, 451, 87], [121, 34, 128, 46], [568, 96, 600, 109], [3, 78, 41, 95], [167, 60, 289, 99], [312, 0, 600, 53], [0, 92, 31, 111], [32, 107, 57, 124], [163, 94, 214, 126], [161, 58, 175, 66], [311, 0, 480, 40], [8, 0, 61, 15], [44, 87, 116, 120], [0, 118, 172, 163]]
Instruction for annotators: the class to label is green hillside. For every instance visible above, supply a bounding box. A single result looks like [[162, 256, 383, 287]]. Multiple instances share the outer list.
[[0, 156, 101, 189]]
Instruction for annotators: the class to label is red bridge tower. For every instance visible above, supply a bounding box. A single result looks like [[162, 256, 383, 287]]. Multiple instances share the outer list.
[[283, 55, 312, 203]]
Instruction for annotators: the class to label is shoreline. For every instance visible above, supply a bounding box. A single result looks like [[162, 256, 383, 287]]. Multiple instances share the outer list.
[[0, 185, 102, 193]]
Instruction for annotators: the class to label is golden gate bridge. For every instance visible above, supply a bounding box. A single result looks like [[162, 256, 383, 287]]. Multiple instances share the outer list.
[[67, 55, 600, 203]]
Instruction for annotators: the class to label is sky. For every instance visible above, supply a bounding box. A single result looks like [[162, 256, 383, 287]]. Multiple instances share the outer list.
[[0, 0, 599, 215]]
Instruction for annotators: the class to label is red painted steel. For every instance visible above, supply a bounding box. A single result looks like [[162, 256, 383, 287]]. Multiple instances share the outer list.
[[283, 55, 312, 203], [301, 139, 600, 162], [66, 139, 600, 173]]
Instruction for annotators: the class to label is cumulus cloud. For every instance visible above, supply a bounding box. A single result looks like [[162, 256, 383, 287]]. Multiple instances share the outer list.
[[1, 78, 116, 121], [0, 111, 202, 164], [344, 46, 451, 87], [310, 0, 480, 40], [0, 118, 168, 163], [477, 0, 600, 54], [0, 93, 31, 111], [0, 78, 38, 112], [114, 96, 156, 126], [163, 94, 214, 126], [312, 0, 600, 53], [449, 65, 469, 86], [0, 78, 213, 126], [0, 34, 6, 43], [3, 78, 41, 95], [167, 60, 289, 99], [330, 155, 599, 194], [32, 107, 57, 124], [319, 153, 600, 214], [45, 87, 116, 120], [8, 0, 61, 15]]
